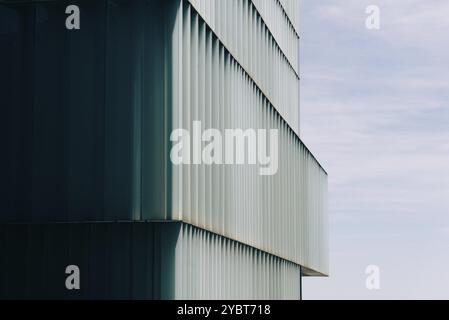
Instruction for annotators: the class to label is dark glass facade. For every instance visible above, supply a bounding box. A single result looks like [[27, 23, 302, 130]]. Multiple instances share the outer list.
[[0, 222, 178, 299], [0, 0, 170, 223]]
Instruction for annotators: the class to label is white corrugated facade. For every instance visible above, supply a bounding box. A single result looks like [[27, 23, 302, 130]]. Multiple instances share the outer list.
[[182, 0, 300, 133], [174, 223, 302, 299], [167, 0, 328, 292]]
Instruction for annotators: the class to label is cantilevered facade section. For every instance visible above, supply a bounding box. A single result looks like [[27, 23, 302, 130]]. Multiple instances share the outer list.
[[168, 0, 328, 277], [0, 0, 327, 299]]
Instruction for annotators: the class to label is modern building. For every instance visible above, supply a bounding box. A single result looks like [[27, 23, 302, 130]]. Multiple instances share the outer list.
[[0, 0, 328, 299]]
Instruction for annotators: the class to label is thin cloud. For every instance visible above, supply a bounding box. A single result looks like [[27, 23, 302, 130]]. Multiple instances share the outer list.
[[300, 0, 449, 299]]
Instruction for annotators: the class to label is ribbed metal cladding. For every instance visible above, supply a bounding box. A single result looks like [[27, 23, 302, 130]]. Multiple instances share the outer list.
[[170, 0, 328, 276], [250, 0, 299, 72], [185, 0, 300, 133], [174, 223, 301, 300], [278, 0, 300, 32]]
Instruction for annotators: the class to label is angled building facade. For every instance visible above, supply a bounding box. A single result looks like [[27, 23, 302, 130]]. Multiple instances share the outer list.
[[0, 0, 327, 299]]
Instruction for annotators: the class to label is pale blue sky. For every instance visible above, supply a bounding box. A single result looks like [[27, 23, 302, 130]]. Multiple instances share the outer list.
[[300, 0, 449, 299]]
